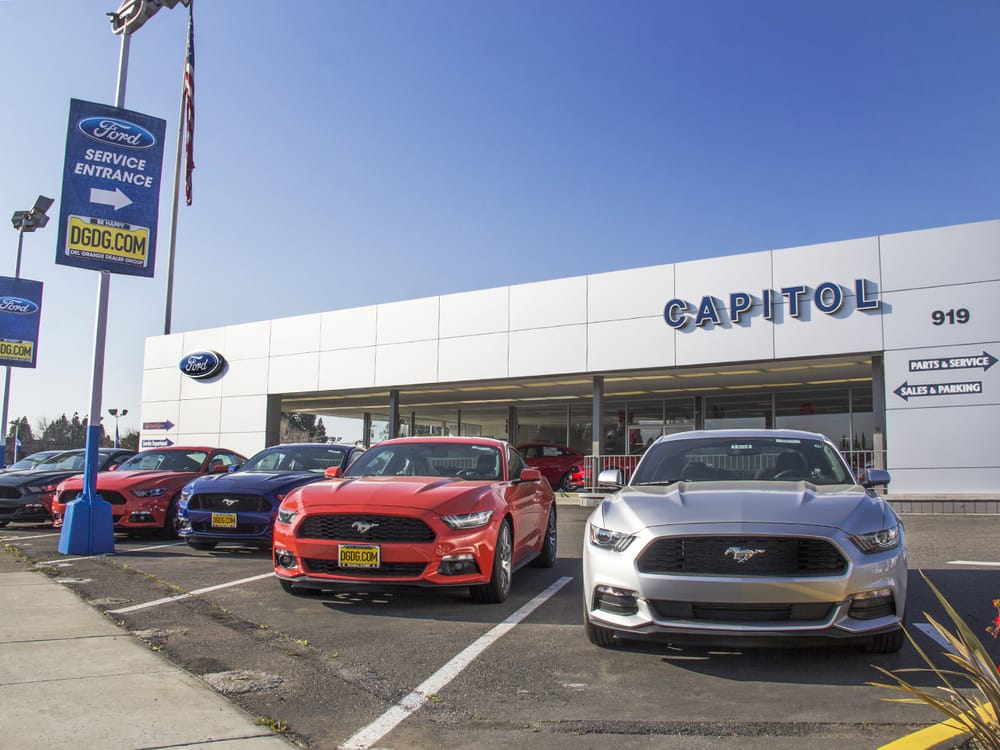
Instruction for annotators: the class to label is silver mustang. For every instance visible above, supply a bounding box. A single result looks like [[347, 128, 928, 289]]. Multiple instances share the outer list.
[[583, 429, 906, 653]]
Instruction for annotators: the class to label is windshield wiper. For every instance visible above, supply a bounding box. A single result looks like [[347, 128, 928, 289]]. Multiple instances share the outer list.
[[632, 480, 680, 486]]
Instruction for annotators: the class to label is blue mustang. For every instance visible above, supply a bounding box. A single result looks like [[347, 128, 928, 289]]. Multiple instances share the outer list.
[[177, 442, 363, 551]]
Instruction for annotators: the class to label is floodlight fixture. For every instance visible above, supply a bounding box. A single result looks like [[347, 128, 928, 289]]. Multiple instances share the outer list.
[[109, 0, 190, 35]]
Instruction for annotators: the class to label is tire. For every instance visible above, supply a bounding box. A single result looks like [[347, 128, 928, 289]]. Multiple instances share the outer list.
[[530, 505, 557, 568], [279, 580, 322, 597], [470, 519, 512, 604], [866, 627, 905, 654], [187, 540, 217, 551], [584, 606, 617, 648], [558, 472, 573, 492], [161, 498, 180, 539], [0, 520, 9, 528]]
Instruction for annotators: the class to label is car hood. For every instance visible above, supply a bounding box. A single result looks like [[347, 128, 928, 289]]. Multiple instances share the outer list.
[[596, 481, 891, 535], [0, 469, 82, 488], [188, 470, 322, 494], [60, 470, 199, 491], [294, 475, 493, 515]]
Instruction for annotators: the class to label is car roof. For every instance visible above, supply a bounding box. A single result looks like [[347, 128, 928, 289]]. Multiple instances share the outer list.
[[657, 428, 830, 443]]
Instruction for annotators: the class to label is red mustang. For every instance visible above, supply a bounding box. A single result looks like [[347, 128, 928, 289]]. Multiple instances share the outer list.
[[273, 437, 558, 602], [52, 446, 246, 538]]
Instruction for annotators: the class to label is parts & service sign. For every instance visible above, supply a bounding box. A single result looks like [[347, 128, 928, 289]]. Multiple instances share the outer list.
[[55, 99, 166, 277], [0, 278, 43, 368]]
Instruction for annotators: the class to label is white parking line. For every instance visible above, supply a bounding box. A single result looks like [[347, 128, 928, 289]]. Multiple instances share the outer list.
[[948, 560, 1000, 567], [107, 573, 274, 614], [0, 532, 61, 542], [37, 541, 186, 566], [340, 576, 573, 750]]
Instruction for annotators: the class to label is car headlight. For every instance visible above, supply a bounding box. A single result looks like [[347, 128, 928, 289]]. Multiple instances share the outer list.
[[850, 524, 901, 553], [588, 523, 635, 551], [442, 510, 493, 530], [276, 507, 298, 525], [133, 487, 169, 498]]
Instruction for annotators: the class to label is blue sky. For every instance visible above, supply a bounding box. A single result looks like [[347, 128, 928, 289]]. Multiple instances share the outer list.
[[0, 0, 998, 437]]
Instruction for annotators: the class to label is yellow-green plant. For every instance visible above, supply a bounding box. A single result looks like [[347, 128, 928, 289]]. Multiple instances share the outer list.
[[868, 571, 999, 750]]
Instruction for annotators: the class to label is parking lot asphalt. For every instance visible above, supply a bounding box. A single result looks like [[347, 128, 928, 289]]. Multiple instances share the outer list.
[[0, 547, 298, 750], [1, 500, 995, 750]]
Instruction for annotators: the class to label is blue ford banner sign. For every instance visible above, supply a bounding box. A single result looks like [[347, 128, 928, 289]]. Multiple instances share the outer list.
[[55, 98, 166, 277], [179, 350, 225, 380], [0, 277, 43, 368]]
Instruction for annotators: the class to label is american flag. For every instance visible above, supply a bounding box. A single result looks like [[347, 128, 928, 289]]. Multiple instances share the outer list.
[[183, 4, 195, 205]]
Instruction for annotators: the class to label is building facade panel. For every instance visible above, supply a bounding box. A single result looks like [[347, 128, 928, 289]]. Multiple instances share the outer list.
[[587, 265, 674, 323], [675, 317, 775, 366], [439, 287, 509, 338], [141, 367, 181, 404], [588, 318, 675, 371], [267, 353, 320, 393], [509, 277, 587, 331], [879, 219, 1000, 292], [318, 348, 376, 390], [880, 281, 1000, 352], [220, 395, 269, 434], [144, 334, 183, 370], [220, 358, 268, 398], [269, 314, 321, 357], [223, 321, 271, 360], [320, 305, 377, 351], [374, 340, 439, 386], [178, 397, 221, 435], [377, 297, 439, 345], [439, 333, 509, 382], [509, 325, 587, 377]]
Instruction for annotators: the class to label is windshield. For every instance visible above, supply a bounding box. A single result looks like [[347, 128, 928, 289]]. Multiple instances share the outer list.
[[118, 450, 208, 473], [343, 442, 502, 480], [34, 452, 87, 471], [241, 445, 351, 473], [630, 436, 854, 486], [10, 451, 65, 470]]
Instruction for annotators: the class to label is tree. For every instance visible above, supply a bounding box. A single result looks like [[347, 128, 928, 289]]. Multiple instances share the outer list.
[[36, 413, 109, 451], [280, 413, 327, 443]]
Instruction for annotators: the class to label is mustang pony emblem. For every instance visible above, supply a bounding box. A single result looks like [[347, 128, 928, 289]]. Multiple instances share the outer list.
[[352, 520, 380, 534], [725, 546, 766, 563], [222, 498, 239, 507]]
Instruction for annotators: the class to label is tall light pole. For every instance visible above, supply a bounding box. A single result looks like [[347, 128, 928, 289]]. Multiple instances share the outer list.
[[108, 407, 128, 448], [1, 196, 52, 468]]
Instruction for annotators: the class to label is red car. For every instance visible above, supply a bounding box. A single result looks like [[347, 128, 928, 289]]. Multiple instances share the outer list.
[[273, 437, 557, 602], [516, 442, 585, 491], [52, 446, 247, 538]]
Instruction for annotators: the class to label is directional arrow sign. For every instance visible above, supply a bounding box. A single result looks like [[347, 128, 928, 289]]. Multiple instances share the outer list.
[[894, 381, 983, 401], [142, 420, 175, 431], [55, 99, 166, 278], [908, 350, 997, 373], [89, 187, 133, 210], [141, 437, 174, 448]]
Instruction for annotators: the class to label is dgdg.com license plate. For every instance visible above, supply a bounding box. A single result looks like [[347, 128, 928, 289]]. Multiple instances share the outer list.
[[338, 544, 380, 568]]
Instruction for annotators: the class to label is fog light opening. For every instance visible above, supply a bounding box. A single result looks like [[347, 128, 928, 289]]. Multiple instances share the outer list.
[[178, 518, 192, 531], [594, 585, 639, 615], [438, 553, 480, 576], [129, 512, 155, 523], [274, 548, 298, 569], [849, 588, 896, 620]]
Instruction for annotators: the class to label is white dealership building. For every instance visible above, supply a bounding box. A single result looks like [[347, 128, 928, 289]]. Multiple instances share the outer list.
[[141, 218, 999, 504]]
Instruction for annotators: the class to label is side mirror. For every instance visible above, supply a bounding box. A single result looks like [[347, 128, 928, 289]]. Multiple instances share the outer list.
[[598, 468, 624, 487], [211, 463, 230, 474], [325, 466, 342, 478], [518, 468, 542, 482], [862, 468, 891, 488]]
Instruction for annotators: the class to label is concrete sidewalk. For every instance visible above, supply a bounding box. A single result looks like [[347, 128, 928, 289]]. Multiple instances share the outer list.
[[0, 547, 297, 750]]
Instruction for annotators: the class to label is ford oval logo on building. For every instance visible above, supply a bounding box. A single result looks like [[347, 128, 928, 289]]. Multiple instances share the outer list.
[[179, 351, 225, 380], [78, 116, 157, 150], [0, 296, 39, 315]]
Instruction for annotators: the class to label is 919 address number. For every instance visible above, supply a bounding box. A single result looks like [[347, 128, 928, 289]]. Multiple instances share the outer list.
[[931, 308, 970, 325]]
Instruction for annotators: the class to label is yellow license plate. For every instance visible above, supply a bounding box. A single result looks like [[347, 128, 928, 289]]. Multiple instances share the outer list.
[[339, 544, 380, 568], [211, 513, 237, 528]]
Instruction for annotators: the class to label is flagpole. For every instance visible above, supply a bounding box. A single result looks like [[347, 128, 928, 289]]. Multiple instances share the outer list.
[[163, 2, 192, 335], [162, 58, 186, 335]]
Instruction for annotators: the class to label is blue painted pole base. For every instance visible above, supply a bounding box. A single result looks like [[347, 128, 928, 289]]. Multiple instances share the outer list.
[[57, 493, 115, 555]]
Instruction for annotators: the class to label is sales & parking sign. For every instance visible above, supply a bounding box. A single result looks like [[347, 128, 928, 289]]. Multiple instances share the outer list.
[[0, 277, 43, 368], [55, 98, 166, 277]]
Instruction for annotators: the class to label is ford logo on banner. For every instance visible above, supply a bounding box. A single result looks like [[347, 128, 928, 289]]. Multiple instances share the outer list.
[[0, 297, 40, 315], [179, 350, 225, 380], [78, 116, 157, 149]]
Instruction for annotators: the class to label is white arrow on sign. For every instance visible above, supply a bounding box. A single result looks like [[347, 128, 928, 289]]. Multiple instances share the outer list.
[[89, 187, 133, 210]]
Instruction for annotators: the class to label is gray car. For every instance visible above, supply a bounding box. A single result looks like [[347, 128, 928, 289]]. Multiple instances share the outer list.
[[583, 429, 906, 653]]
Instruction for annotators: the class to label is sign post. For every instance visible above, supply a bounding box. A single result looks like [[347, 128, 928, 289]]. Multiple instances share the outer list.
[[57, 93, 166, 554]]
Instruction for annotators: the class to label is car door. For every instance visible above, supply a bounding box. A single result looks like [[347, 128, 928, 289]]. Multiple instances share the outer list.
[[504, 447, 546, 562]]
